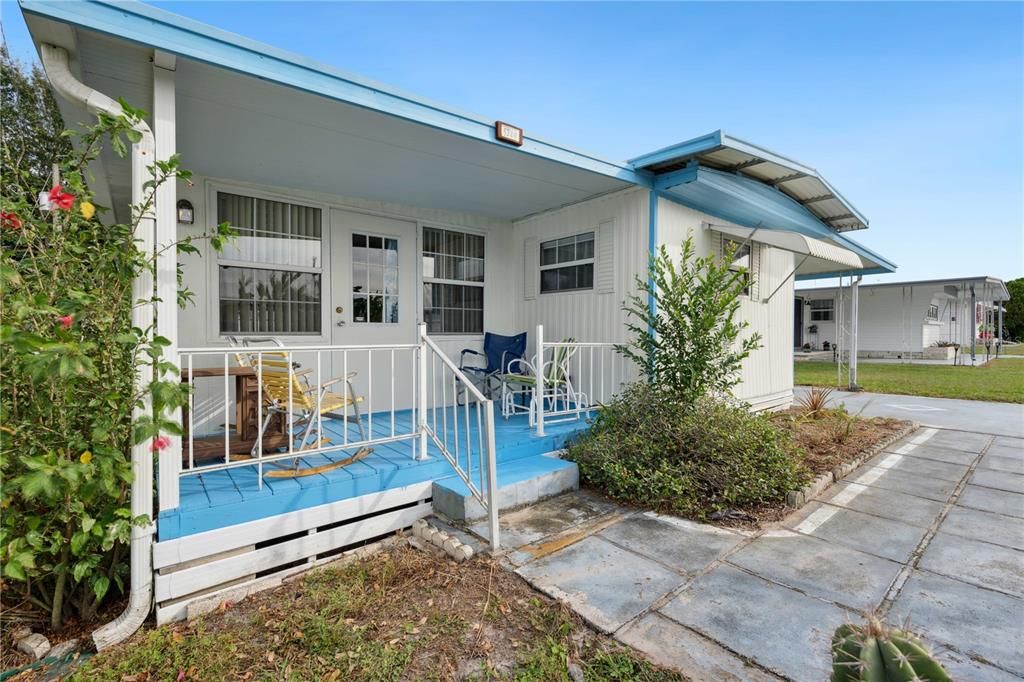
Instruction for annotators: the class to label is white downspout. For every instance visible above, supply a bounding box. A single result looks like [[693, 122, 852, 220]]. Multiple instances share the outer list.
[[40, 44, 156, 650]]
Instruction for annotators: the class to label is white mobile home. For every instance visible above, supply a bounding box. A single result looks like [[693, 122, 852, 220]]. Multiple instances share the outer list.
[[20, 0, 894, 642], [796, 276, 1010, 362]]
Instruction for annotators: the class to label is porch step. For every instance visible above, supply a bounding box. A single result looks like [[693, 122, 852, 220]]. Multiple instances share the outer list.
[[431, 453, 578, 522]]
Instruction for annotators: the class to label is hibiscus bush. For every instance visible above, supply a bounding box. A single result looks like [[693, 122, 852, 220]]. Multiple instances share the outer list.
[[1, 102, 232, 628]]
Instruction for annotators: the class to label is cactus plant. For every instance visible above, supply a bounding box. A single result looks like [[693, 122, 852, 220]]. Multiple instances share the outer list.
[[831, 617, 950, 682]]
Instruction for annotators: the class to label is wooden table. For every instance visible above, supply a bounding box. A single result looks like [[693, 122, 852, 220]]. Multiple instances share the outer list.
[[181, 367, 288, 465]]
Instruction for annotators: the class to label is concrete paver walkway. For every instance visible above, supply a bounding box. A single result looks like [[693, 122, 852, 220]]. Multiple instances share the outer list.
[[490, 421, 1024, 681]]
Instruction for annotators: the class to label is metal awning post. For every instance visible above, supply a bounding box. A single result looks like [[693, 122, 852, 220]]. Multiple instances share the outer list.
[[998, 299, 1004, 356], [849, 276, 860, 390], [970, 285, 977, 365]]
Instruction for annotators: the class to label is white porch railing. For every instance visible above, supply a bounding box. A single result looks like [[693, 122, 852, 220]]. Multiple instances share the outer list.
[[419, 324, 500, 548], [163, 331, 499, 550], [532, 324, 630, 436]]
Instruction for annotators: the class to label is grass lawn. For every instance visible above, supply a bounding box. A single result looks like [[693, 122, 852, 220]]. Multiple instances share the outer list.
[[47, 543, 679, 682], [794, 359, 1024, 403], [1000, 344, 1024, 356]]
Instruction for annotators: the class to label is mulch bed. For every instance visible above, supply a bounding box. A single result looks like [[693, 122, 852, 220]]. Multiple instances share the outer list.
[[773, 408, 911, 476]]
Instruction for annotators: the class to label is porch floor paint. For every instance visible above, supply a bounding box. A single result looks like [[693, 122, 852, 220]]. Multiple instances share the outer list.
[[159, 408, 589, 539]]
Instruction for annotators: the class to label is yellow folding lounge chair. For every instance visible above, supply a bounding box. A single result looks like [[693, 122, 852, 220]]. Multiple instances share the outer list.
[[230, 338, 368, 477]]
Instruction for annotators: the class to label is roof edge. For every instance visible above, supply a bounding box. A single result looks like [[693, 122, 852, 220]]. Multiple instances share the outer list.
[[19, 0, 650, 186]]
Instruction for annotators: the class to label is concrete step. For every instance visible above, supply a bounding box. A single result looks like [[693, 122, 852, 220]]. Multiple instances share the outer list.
[[431, 453, 579, 522]]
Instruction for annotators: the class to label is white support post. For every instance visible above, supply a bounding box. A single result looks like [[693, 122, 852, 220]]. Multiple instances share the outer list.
[[153, 52, 180, 511], [484, 404, 500, 551], [416, 323, 429, 461], [970, 285, 977, 364], [849, 276, 860, 390], [998, 298, 1004, 356], [535, 324, 545, 437]]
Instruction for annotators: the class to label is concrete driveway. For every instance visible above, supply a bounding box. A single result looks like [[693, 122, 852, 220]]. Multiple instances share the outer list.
[[795, 387, 1024, 438], [490, 421, 1023, 681]]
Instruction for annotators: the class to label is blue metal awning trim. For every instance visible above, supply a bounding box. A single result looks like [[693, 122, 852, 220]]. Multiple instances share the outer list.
[[656, 166, 896, 274], [629, 130, 869, 230], [19, 0, 651, 187], [795, 267, 892, 281]]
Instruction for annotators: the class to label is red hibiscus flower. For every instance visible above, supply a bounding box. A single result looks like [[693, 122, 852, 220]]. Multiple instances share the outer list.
[[150, 435, 172, 452], [48, 185, 75, 211], [56, 314, 73, 330], [1, 212, 22, 229]]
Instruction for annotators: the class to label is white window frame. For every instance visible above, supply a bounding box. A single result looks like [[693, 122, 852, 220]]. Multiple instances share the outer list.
[[809, 298, 834, 322], [721, 237, 754, 297], [349, 231, 401, 326], [206, 182, 330, 342], [926, 303, 940, 322], [539, 231, 595, 294], [421, 225, 486, 335]]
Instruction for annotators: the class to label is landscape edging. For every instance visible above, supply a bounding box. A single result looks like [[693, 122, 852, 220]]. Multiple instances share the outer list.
[[785, 421, 920, 509]]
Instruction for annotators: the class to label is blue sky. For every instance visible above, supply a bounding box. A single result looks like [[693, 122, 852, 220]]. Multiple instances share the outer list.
[[2, 1, 1021, 286]]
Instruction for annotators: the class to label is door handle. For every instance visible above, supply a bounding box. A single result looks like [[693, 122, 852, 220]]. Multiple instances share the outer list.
[[336, 320, 346, 327]]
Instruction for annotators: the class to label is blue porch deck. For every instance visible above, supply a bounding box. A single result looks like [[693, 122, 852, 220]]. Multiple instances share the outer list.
[[158, 407, 590, 540]]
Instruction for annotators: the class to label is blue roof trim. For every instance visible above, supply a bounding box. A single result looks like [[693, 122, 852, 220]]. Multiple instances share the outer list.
[[657, 166, 896, 274], [629, 130, 869, 230], [19, 0, 651, 186], [627, 130, 724, 169]]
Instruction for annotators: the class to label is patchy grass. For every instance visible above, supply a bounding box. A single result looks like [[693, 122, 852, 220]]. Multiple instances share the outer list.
[[794, 359, 1024, 403], [22, 544, 682, 682]]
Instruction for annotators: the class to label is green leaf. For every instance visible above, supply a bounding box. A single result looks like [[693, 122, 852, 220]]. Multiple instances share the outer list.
[[70, 531, 90, 556], [92, 574, 111, 601], [4, 560, 26, 581]]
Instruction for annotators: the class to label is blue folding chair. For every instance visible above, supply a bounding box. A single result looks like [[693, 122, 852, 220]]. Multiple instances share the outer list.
[[459, 332, 527, 400]]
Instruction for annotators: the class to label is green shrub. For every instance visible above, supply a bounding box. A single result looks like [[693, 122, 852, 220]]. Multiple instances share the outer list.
[[1, 95, 232, 627], [619, 238, 761, 408], [566, 383, 808, 517]]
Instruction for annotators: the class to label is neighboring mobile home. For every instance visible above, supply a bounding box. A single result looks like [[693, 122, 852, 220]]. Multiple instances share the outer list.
[[19, 0, 894, 641], [795, 276, 1010, 362]]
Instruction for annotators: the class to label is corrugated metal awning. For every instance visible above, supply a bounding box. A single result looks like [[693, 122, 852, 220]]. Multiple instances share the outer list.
[[652, 164, 895, 278], [630, 130, 869, 232], [708, 223, 862, 272]]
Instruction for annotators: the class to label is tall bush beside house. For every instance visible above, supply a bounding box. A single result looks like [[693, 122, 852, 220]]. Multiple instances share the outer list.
[[618, 239, 762, 406], [0, 94, 232, 628], [567, 235, 807, 517]]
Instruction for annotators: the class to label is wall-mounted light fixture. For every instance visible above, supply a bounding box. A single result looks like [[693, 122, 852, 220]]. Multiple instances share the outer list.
[[177, 199, 194, 224]]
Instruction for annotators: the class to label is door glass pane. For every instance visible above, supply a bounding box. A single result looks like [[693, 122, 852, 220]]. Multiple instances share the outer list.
[[352, 294, 368, 323], [352, 232, 399, 323], [369, 295, 383, 323]]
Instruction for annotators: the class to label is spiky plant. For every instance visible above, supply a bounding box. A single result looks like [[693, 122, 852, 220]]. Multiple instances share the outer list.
[[831, 617, 950, 682], [796, 385, 834, 420]]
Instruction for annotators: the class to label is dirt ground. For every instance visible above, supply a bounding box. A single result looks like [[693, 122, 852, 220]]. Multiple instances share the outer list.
[[4, 542, 683, 681], [773, 407, 910, 475]]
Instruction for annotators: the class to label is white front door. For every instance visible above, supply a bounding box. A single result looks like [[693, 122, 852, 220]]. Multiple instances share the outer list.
[[329, 208, 418, 414]]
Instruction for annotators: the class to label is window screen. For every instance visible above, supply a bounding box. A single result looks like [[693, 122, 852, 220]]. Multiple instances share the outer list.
[[539, 232, 594, 293], [217, 192, 322, 335], [422, 227, 485, 334]]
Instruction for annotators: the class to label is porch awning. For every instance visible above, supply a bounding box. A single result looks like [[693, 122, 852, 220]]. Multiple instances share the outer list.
[[652, 164, 896, 279], [708, 223, 862, 272]]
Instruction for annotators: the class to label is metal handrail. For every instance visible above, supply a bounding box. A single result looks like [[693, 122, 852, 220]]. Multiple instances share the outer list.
[[419, 324, 499, 550]]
